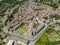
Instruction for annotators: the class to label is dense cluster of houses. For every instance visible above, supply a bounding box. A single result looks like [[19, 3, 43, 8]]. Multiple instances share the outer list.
[[1, 2, 54, 45]]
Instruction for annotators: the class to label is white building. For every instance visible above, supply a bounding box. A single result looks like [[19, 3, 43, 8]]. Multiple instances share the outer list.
[[7, 40, 15, 45]]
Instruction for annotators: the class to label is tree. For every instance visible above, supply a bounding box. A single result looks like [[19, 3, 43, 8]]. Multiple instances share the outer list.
[[0, 26, 2, 32]]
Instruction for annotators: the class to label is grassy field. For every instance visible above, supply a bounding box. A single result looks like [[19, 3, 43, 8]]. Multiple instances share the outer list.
[[35, 28, 60, 45], [16, 24, 26, 34]]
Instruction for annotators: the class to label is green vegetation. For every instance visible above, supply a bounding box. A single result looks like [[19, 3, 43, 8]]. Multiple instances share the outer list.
[[49, 22, 60, 28], [55, 22, 60, 26], [50, 14, 60, 20], [7, 15, 14, 22], [35, 0, 53, 3], [0, 35, 5, 45], [0, 26, 3, 32], [0, 35, 3, 41], [0, 18, 2, 22], [0, 0, 28, 6], [0, 0, 28, 19], [49, 14, 60, 22], [46, 28, 55, 34], [35, 0, 58, 9], [0, 13, 5, 17], [16, 23, 26, 34], [35, 27, 60, 45], [34, 23, 40, 29], [57, 30, 60, 35], [43, 2, 58, 9], [59, 0, 60, 3], [35, 32, 47, 45]]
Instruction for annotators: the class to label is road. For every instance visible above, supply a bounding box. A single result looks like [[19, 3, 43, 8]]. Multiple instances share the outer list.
[[28, 21, 56, 45], [2, 0, 60, 45]]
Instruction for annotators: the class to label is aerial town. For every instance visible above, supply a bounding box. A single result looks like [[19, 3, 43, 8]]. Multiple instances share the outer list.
[[0, 0, 60, 45]]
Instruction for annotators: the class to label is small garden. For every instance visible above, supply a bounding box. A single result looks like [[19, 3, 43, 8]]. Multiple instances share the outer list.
[[16, 23, 26, 35], [34, 22, 41, 29]]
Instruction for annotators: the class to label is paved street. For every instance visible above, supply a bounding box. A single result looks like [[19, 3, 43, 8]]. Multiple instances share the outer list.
[[28, 21, 57, 45], [2, 0, 60, 45]]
